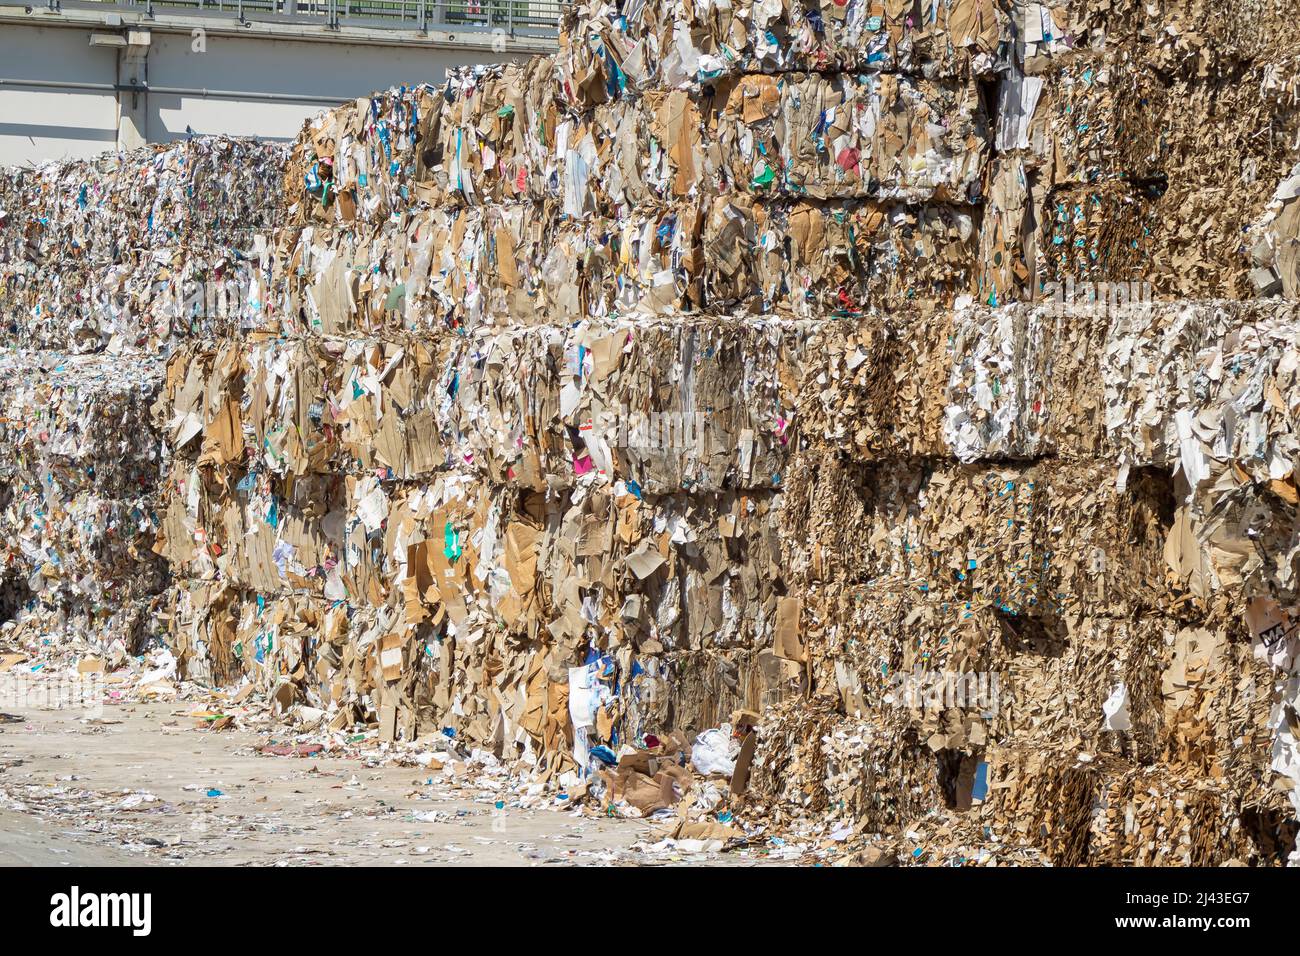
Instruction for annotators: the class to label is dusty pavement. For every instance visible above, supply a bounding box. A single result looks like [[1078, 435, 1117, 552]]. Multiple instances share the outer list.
[[0, 701, 746, 867]]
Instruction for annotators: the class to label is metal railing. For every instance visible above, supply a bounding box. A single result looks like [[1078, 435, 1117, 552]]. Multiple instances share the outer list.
[[44, 0, 565, 35]]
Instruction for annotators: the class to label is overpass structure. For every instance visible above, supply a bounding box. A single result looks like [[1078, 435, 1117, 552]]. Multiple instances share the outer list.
[[0, 0, 561, 167]]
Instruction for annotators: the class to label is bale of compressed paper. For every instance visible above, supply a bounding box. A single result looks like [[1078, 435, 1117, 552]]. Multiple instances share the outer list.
[[0, 352, 166, 647], [0, 137, 285, 352]]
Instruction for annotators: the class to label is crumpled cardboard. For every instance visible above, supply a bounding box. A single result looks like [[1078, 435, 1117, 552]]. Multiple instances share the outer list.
[[3, 0, 1300, 866]]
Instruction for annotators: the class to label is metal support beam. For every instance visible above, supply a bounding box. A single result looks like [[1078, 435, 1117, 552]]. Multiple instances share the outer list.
[[0, 77, 347, 106]]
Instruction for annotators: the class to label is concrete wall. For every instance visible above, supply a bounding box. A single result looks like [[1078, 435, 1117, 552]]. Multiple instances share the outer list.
[[0, 24, 120, 166], [0, 3, 549, 167], [143, 30, 525, 143]]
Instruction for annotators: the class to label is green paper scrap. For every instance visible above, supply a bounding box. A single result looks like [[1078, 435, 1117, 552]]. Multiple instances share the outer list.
[[443, 522, 462, 564]]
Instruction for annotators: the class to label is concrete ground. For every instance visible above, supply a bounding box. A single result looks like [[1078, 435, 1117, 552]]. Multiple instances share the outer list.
[[0, 700, 682, 867]]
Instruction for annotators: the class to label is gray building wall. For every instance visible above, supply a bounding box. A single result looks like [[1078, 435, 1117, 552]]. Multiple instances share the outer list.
[[0, 2, 553, 167]]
